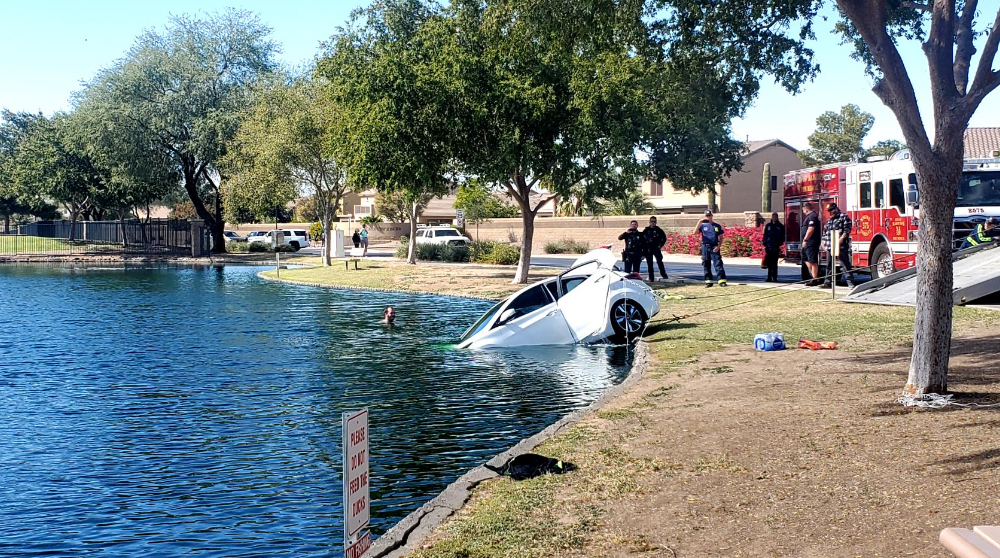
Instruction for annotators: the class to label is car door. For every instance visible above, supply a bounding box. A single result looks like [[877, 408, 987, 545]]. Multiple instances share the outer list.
[[496, 284, 574, 347], [557, 270, 612, 342]]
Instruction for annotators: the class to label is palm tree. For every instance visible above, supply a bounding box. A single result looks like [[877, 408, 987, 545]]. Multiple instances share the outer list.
[[603, 188, 653, 216]]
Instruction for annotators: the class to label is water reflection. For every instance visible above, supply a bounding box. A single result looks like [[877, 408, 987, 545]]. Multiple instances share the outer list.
[[0, 265, 632, 556]]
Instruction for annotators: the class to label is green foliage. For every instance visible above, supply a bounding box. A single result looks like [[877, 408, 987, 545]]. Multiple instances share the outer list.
[[360, 215, 382, 225], [469, 241, 521, 266], [226, 240, 249, 253], [544, 238, 590, 255], [294, 196, 323, 223], [308, 222, 323, 240], [248, 240, 271, 252], [416, 242, 470, 263], [77, 8, 279, 246], [395, 236, 409, 258], [602, 188, 654, 216], [169, 202, 199, 220], [798, 104, 875, 166], [320, 0, 459, 263], [454, 180, 519, 225], [865, 139, 906, 160]]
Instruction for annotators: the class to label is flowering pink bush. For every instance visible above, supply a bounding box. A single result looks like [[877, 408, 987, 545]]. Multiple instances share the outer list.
[[663, 225, 779, 259]]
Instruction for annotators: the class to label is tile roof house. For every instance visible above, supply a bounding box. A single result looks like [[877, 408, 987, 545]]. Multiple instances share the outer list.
[[641, 139, 804, 214], [964, 127, 1000, 158]]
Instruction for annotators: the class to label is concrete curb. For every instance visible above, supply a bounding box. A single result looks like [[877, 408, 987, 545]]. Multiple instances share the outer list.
[[370, 341, 650, 558], [257, 270, 502, 301]]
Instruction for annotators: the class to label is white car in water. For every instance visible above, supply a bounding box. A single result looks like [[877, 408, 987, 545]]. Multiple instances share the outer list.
[[456, 249, 660, 349]]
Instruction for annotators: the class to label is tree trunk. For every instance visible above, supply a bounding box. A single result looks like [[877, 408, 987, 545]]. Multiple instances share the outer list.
[[407, 201, 418, 264], [513, 200, 536, 284], [904, 149, 962, 395], [67, 205, 79, 242], [321, 213, 333, 267], [3, 214, 9, 234]]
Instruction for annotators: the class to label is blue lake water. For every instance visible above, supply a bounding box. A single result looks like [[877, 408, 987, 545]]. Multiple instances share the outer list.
[[0, 265, 633, 556]]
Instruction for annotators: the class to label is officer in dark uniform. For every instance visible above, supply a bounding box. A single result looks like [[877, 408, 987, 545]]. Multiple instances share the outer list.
[[693, 210, 727, 287], [618, 219, 646, 274], [762, 212, 785, 282], [958, 217, 1000, 250], [642, 216, 668, 281]]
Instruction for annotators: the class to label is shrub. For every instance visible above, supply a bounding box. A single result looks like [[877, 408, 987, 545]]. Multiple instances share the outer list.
[[544, 238, 590, 254], [248, 241, 270, 253], [308, 222, 323, 240], [226, 240, 249, 253], [470, 240, 521, 265], [663, 225, 769, 258], [396, 236, 409, 258]]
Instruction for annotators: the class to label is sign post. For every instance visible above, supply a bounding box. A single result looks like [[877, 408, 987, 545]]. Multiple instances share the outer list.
[[343, 408, 370, 558], [831, 230, 840, 300], [455, 209, 465, 228]]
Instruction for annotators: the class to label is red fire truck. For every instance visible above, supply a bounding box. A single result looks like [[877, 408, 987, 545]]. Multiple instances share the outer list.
[[783, 150, 1000, 279]]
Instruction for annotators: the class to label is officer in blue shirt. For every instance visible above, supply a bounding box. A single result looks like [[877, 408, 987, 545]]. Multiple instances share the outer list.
[[692, 209, 727, 287]]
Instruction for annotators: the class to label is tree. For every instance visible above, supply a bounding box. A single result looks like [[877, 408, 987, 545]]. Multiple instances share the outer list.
[[78, 9, 279, 252], [798, 104, 875, 166], [603, 188, 655, 216], [865, 139, 907, 159], [374, 190, 412, 224], [449, 0, 768, 283], [675, 1, 1000, 394], [222, 76, 348, 264], [830, 0, 1000, 395], [454, 180, 518, 239], [320, 0, 458, 265]]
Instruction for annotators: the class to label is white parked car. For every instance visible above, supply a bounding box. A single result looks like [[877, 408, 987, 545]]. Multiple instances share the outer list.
[[415, 226, 472, 246], [246, 231, 268, 243], [250, 229, 311, 251], [456, 249, 660, 349]]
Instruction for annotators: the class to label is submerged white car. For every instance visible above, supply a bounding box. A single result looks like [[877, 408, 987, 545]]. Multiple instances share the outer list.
[[456, 249, 660, 349]]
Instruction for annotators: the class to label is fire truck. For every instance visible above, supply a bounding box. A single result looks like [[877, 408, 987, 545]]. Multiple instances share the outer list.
[[783, 149, 1000, 279]]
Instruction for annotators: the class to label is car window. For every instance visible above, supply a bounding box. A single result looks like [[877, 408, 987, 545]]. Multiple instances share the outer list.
[[561, 277, 586, 294], [459, 300, 504, 342], [498, 285, 553, 325], [543, 280, 559, 300], [436, 229, 460, 237], [295, 231, 306, 236]]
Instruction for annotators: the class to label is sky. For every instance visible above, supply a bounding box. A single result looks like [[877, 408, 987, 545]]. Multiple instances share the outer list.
[[2, 1, 999, 151]]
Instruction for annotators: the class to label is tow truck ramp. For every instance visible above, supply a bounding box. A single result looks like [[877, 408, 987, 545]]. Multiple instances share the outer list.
[[843, 243, 1000, 307]]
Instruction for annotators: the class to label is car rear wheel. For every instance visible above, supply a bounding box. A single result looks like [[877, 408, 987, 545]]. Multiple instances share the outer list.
[[610, 299, 647, 342], [290, 241, 301, 251]]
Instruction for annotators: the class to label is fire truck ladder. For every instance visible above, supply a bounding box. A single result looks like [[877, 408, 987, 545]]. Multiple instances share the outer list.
[[843, 242, 1000, 307]]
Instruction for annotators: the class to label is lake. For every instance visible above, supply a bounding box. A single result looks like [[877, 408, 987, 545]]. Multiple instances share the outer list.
[[0, 265, 633, 556]]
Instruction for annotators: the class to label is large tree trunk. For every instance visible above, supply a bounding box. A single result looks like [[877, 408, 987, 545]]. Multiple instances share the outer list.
[[66, 204, 79, 242], [180, 164, 224, 253], [4, 213, 10, 234], [904, 147, 963, 395], [321, 212, 333, 267], [407, 201, 418, 265], [513, 199, 536, 284], [211, 187, 226, 254]]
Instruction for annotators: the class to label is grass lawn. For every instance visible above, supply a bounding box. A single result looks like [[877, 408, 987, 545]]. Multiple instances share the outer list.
[[0, 235, 77, 254]]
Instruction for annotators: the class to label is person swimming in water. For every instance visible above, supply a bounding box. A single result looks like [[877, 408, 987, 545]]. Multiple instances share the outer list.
[[382, 306, 396, 324]]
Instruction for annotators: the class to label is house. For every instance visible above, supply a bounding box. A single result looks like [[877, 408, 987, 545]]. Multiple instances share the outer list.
[[341, 187, 555, 224], [964, 127, 1000, 158], [641, 139, 804, 214]]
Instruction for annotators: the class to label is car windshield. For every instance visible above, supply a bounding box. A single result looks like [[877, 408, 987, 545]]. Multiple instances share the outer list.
[[436, 229, 460, 237], [957, 171, 1000, 207], [458, 300, 505, 342]]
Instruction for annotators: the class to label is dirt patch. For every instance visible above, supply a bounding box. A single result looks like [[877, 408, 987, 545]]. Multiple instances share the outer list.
[[549, 332, 1000, 558]]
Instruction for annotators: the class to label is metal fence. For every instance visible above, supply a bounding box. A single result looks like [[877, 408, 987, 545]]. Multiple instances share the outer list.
[[2, 220, 194, 256]]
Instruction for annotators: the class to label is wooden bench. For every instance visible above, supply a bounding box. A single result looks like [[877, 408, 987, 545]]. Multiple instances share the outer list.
[[942, 526, 1000, 557], [341, 247, 365, 270]]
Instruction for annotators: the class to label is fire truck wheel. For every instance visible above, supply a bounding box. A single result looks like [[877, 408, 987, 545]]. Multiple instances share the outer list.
[[870, 243, 894, 279]]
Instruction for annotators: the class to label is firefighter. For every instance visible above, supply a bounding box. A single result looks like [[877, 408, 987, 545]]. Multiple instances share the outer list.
[[618, 219, 646, 274], [821, 202, 855, 289], [693, 209, 727, 287], [762, 212, 785, 282], [958, 217, 1000, 250]]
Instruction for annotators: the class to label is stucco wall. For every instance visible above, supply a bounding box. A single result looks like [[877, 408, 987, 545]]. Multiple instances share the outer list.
[[720, 145, 803, 214]]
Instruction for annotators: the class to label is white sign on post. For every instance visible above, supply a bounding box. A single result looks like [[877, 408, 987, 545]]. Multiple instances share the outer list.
[[345, 531, 371, 558], [455, 208, 465, 228], [343, 408, 370, 549]]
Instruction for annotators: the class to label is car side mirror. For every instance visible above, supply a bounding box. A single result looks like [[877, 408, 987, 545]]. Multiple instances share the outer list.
[[906, 184, 919, 208], [498, 309, 516, 324]]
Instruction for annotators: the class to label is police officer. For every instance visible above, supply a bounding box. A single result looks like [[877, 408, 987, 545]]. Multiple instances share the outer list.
[[762, 212, 785, 282], [958, 217, 1000, 250], [821, 202, 855, 289], [693, 209, 727, 287], [642, 216, 668, 282], [618, 219, 646, 274]]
